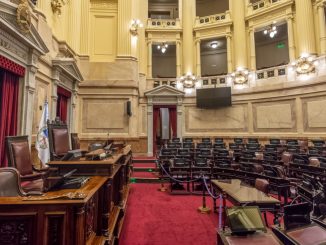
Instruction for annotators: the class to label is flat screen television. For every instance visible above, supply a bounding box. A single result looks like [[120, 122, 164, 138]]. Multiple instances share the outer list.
[[196, 87, 232, 108], [226, 206, 266, 234]]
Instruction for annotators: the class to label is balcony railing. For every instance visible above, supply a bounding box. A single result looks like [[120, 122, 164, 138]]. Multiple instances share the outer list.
[[194, 11, 231, 27], [147, 18, 181, 29], [147, 55, 326, 91], [248, 0, 283, 13]]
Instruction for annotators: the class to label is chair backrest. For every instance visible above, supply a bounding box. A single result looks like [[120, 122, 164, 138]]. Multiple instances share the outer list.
[[173, 158, 189, 167], [71, 133, 80, 150], [234, 138, 243, 144], [248, 138, 259, 144], [171, 138, 181, 143], [281, 152, 293, 166], [48, 119, 71, 160], [202, 138, 211, 143], [178, 148, 190, 156], [270, 139, 281, 145], [309, 157, 320, 167], [183, 138, 193, 143], [194, 158, 208, 167], [255, 178, 269, 194], [0, 168, 26, 196], [214, 138, 224, 144], [312, 140, 325, 147], [183, 142, 194, 149], [284, 202, 312, 230], [5, 136, 33, 176]]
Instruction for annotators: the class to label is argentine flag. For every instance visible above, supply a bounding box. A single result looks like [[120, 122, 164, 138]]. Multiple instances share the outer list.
[[35, 100, 50, 166]]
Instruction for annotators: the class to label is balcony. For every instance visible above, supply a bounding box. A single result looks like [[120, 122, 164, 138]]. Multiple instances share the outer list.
[[194, 11, 231, 29], [146, 18, 181, 31], [247, 0, 290, 16]]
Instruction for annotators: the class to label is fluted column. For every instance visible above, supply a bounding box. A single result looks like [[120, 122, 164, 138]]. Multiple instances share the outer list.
[[195, 40, 201, 76], [231, 0, 248, 68], [67, 1, 81, 52], [295, 0, 316, 55], [176, 41, 182, 76], [226, 33, 233, 72], [147, 41, 152, 78], [287, 15, 296, 61], [318, 4, 326, 54], [80, 0, 90, 55], [249, 28, 256, 70], [182, 0, 196, 74], [138, 0, 148, 74], [117, 0, 133, 57]]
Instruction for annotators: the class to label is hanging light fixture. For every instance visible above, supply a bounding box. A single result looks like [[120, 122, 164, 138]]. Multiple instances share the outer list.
[[210, 41, 219, 49], [263, 24, 278, 38], [157, 42, 169, 54]]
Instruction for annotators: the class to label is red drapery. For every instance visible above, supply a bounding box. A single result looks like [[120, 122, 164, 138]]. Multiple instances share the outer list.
[[56, 86, 71, 123], [152, 105, 177, 154], [0, 70, 20, 167], [169, 107, 177, 138]]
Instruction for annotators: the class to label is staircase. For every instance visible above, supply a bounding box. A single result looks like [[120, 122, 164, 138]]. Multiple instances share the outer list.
[[131, 157, 161, 183]]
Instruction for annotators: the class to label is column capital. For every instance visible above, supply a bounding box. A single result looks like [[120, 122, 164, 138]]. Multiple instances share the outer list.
[[286, 14, 294, 20]]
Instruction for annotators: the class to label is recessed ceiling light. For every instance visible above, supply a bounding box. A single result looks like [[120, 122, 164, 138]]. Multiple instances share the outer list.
[[210, 41, 219, 49]]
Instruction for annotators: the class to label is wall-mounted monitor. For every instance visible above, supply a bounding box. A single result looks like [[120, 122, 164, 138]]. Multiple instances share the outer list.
[[196, 87, 232, 108]]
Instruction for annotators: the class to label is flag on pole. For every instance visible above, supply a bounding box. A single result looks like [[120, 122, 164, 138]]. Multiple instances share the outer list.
[[35, 100, 50, 167]]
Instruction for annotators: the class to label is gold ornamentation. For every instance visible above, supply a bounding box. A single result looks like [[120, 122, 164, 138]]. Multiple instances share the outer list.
[[16, 0, 32, 34], [231, 68, 249, 85]]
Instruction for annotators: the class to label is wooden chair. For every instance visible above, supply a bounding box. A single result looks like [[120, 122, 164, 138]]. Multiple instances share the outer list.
[[47, 118, 71, 160], [255, 178, 269, 226], [5, 136, 48, 192], [0, 167, 26, 196]]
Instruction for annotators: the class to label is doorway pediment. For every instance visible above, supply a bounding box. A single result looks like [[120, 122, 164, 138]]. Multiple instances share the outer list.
[[145, 85, 185, 97]]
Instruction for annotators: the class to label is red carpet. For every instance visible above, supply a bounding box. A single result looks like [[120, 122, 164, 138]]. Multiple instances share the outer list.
[[131, 171, 158, 178], [133, 162, 157, 168], [120, 183, 279, 245]]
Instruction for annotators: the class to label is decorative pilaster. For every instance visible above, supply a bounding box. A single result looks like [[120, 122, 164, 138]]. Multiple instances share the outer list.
[[295, 0, 316, 55], [51, 68, 60, 120], [147, 41, 152, 78], [249, 28, 256, 70], [226, 33, 233, 72], [287, 15, 296, 61], [67, 0, 81, 52], [80, 0, 90, 55], [147, 103, 153, 156], [176, 40, 182, 76], [182, 0, 196, 73], [231, 0, 248, 68], [317, 4, 326, 54], [195, 40, 201, 76], [70, 83, 78, 133], [117, 0, 133, 57]]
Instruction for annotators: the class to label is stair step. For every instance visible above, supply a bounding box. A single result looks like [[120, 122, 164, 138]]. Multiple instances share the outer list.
[[132, 162, 157, 168], [132, 159, 157, 164], [130, 177, 161, 183], [133, 167, 158, 172], [131, 171, 158, 178]]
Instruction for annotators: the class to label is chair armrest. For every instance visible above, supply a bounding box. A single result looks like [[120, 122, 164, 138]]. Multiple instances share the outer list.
[[20, 173, 43, 181], [33, 165, 49, 172], [26, 191, 44, 196]]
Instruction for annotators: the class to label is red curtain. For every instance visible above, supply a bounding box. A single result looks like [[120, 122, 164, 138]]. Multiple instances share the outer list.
[[0, 70, 20, 167], [169, 107, 177, 138], [56, 86, 71, 123]]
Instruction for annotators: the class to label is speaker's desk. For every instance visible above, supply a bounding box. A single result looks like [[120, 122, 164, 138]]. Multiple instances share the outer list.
[[217, 229, 283, 245], [211, 179, 281, 228], [0, 176, 111, 245], [45, 145, 132, 244]]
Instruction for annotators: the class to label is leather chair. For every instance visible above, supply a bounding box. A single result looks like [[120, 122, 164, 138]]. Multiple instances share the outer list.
[[309, 157, 320, 167], [5, 136, 48, 192], [255, 178, 269, 226], [0, 168, 26, 196], [270, 138, 281, 145], [183, 138, 193, 143], [202, 138, 211, 143], [171, 137, 181, 143], [48, 119, 71, 160]]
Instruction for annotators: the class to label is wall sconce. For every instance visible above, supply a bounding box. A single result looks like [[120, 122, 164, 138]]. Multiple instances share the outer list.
[[290, 53, 318, 75], [51, 0, 68, 16], [176, 72, 202, 94], [231, 67, 249, 85], [130, 19, 143, 36]]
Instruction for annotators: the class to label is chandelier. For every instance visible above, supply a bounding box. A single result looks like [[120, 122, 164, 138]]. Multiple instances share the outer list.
[[176, 72, 201, 94], [263, 24, 277, 38], [157, 42, 169, 54]]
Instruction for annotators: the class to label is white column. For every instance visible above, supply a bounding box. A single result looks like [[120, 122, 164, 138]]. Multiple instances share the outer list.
[[51, 68, 60, 120], [182, 0, 195, 73], [195, 40, 201, 76], [318, 4, 326, 54], [147, 104, 153, 156], [176, 41, 182, 77], [80, 0, 90, 55], [147, 41, 152, 78], [177, 104, 183, 138], [294, 0, 316, 55], [249, 28, 256, 70], [287, 15, 296, 61], [226, 34, 233, 72]]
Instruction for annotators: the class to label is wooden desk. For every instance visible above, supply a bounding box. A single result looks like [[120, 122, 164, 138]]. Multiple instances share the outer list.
[[211, 179, 281, 228], [45, 145, 132, 244], [0, 176, 109, 245], [217, 229, 283, 245]]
